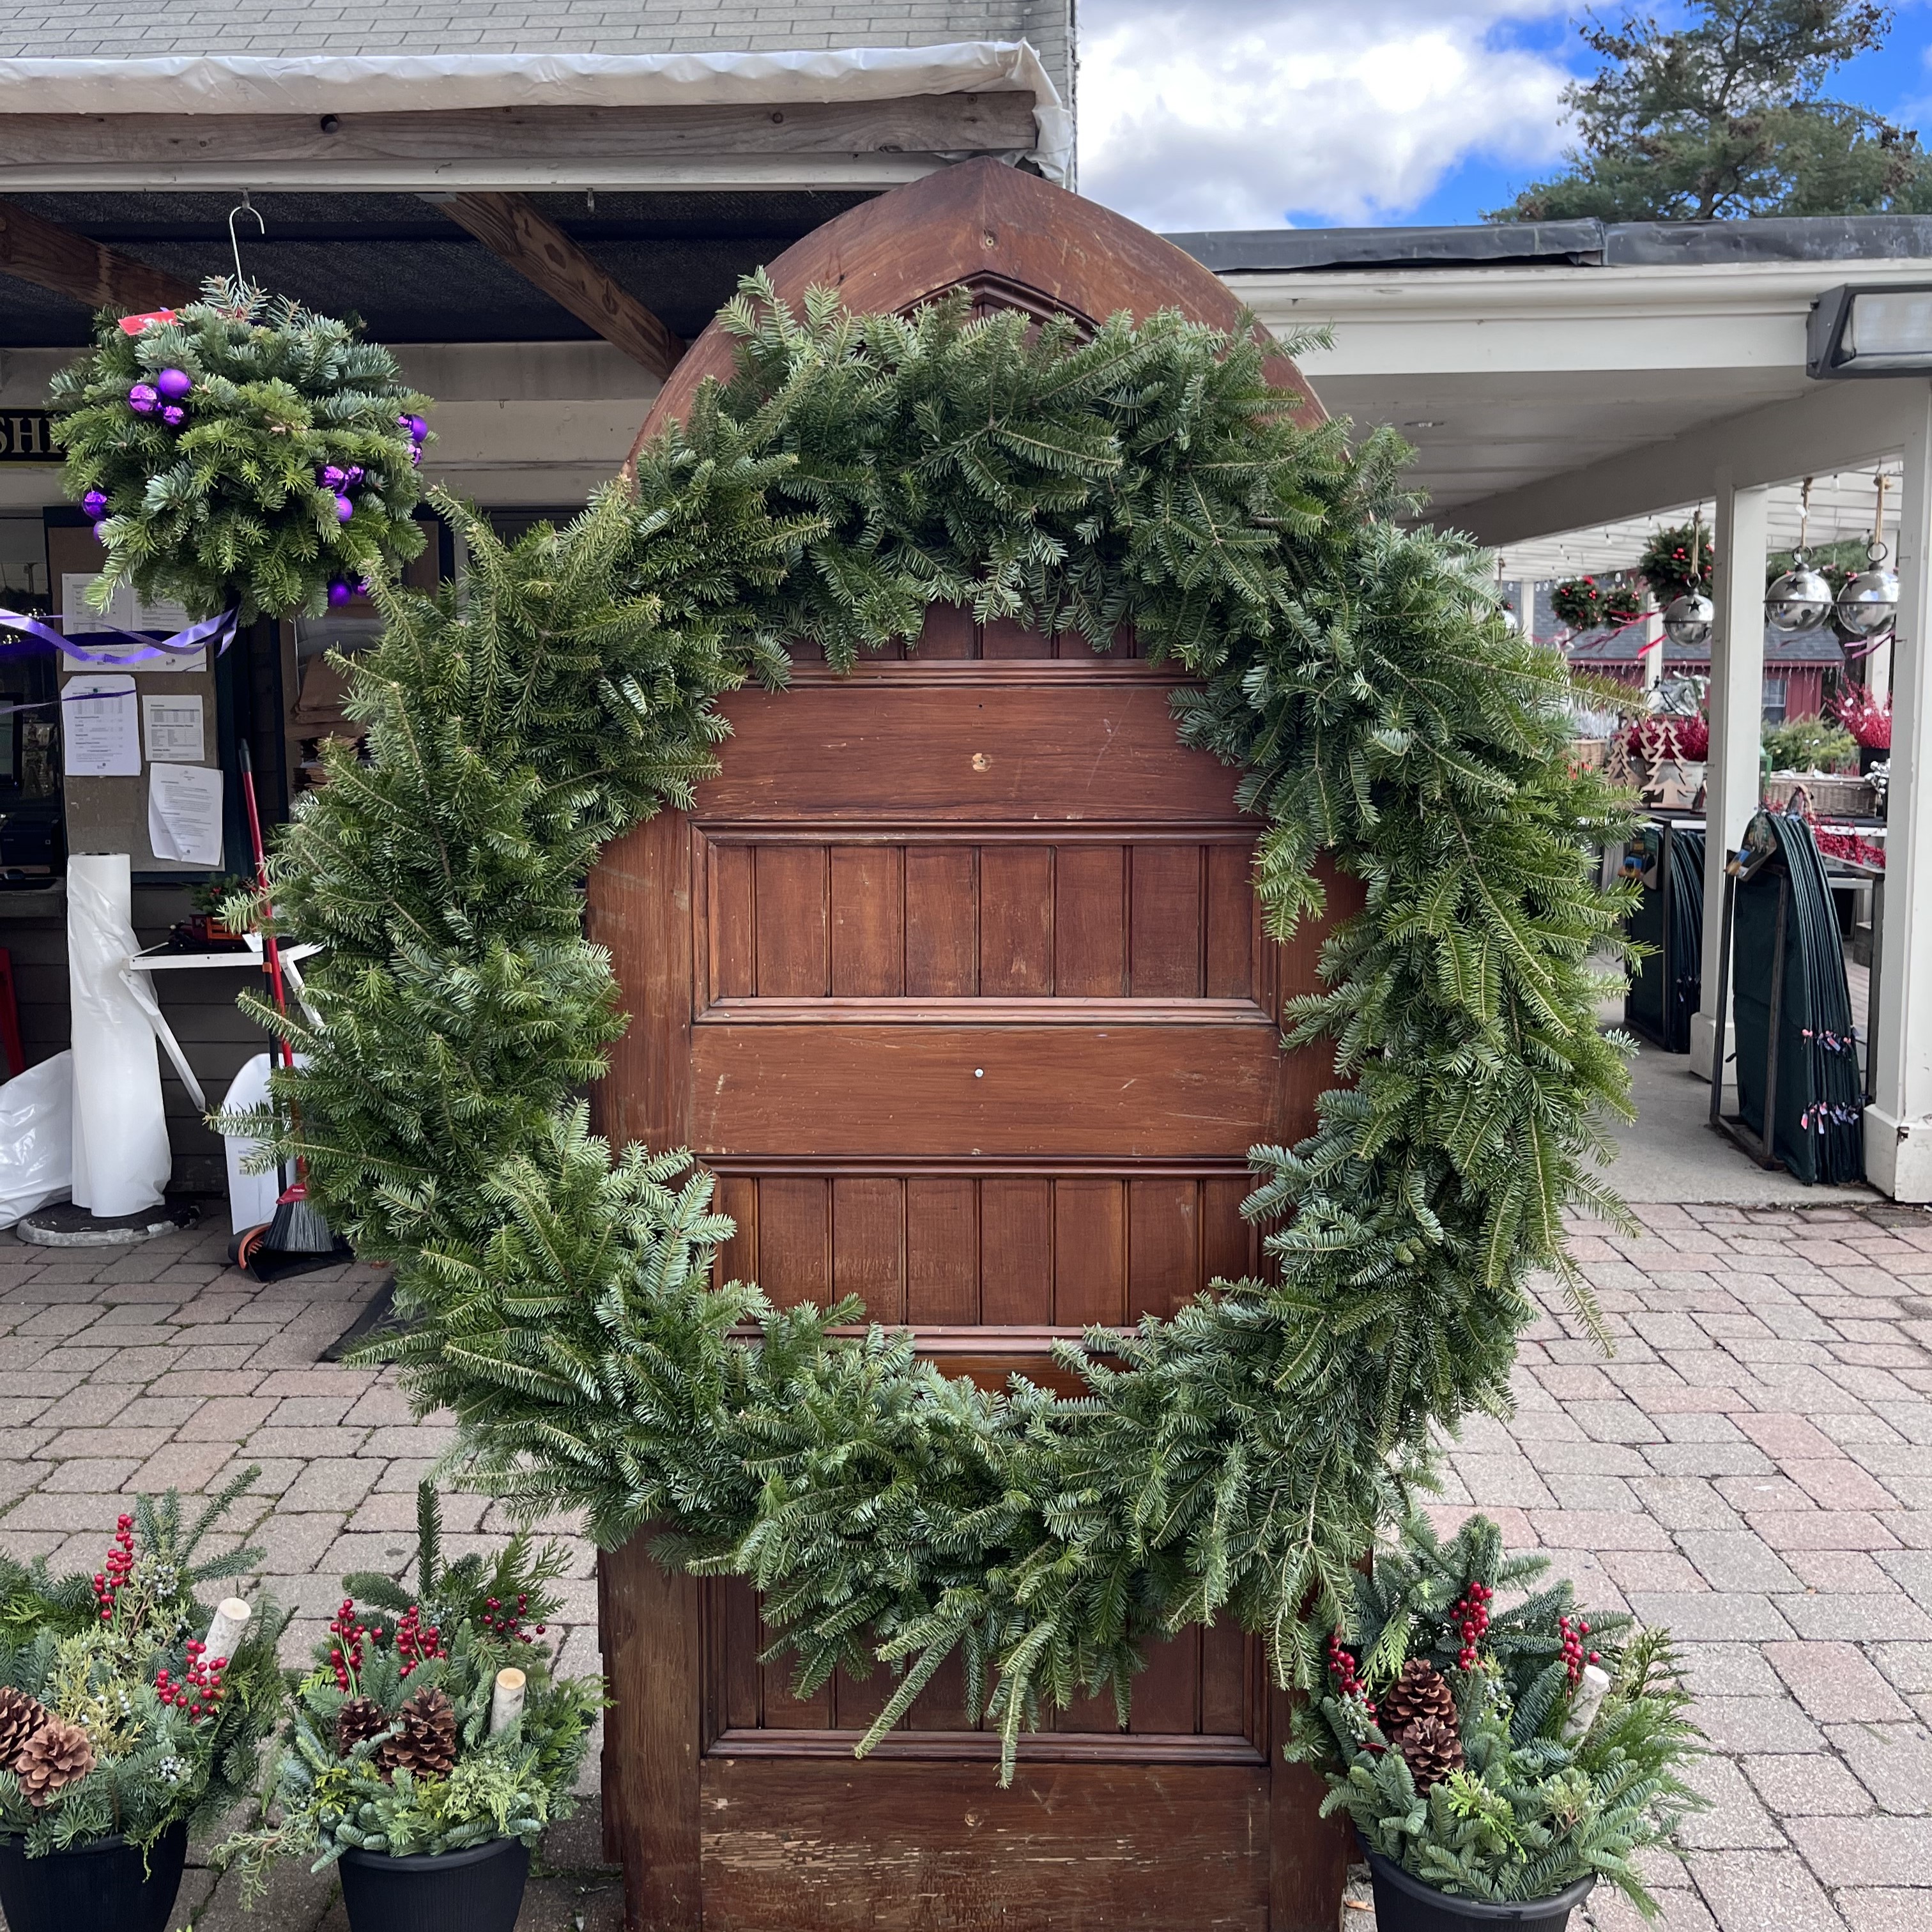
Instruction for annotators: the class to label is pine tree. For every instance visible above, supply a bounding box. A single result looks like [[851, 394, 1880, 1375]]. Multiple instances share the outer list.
[[1494, 1, 1928, 222]]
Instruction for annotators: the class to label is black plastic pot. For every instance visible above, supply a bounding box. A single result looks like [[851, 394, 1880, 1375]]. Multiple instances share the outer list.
[[0, 1821, 187, 1932], [339, 1835, 530, 1932], [1367, 1851, 1595, 1932]]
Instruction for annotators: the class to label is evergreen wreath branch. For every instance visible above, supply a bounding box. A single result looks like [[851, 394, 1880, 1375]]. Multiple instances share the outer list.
[[235, 280, 1638, 1781]]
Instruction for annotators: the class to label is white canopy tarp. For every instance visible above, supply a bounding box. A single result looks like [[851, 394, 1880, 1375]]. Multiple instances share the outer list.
[[0, 42, 1072, 184]]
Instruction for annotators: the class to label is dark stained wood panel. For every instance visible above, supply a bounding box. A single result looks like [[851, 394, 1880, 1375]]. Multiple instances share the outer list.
[[689, 1016, 1298, 1160], [699, 1756, 1273, 1931], [711, 1172, 1257, 1327], [594, 158, 1350, 1932], [697, 678, 1244, 825]]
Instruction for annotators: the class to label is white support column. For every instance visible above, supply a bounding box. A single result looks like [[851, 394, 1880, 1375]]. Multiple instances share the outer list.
[[1865, 383, 1932, 1199], [1690, 472, 1769, 1083], [1640, 597, 1664, 689]]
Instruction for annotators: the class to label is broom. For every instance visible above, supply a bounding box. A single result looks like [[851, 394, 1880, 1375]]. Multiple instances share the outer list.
[[236, 742, 335, 1257]]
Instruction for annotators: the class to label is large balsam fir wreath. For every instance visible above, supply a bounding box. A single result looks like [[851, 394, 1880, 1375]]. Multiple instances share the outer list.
[[240, 280, 1634, 1779]]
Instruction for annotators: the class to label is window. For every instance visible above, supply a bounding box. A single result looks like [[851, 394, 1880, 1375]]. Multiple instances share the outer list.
[[1762, 674, 1788, 723]]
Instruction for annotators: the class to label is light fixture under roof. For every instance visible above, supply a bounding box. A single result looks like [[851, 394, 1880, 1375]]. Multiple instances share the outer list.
[[1808, 283, 1932, 377]]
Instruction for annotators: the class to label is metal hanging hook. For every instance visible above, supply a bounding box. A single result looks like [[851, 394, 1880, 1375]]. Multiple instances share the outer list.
[[228, 190, 265, 289]]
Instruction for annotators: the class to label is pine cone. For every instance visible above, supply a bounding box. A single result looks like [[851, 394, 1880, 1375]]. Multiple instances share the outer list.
[[1398, 1713, 1465, 1793], [336, 1695, 390, 1758], [377, 1685, 456, 1781], [1379, 1658, 1457, 1746], [14, 1717, 94, 1805], [0, 1687, 49, 1767]]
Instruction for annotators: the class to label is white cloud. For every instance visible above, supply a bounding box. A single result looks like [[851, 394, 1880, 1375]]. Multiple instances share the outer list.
[[1077, 0, 1577, 231]]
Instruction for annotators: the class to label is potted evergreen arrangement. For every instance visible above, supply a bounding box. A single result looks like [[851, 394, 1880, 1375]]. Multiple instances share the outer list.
[[0, 1475, 285, 1932], [221, 1486, 602, 1932], [1297, 1515, 1703, 1931]]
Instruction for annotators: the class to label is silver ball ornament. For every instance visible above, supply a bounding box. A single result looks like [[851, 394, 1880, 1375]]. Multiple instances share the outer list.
[[1766, 560, 1834, 632], [1836, 565, 1898, 639], [1662, 592, 1713, 648]]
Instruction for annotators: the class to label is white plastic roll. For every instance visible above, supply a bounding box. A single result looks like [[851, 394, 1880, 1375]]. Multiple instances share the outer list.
[[68, 854, 170, 1216], [1560, 1662, 1613, 1740], [488, 1667, 526, 1736], [203, 1597, 252, 1662], [220, 1053, 281, 1233]]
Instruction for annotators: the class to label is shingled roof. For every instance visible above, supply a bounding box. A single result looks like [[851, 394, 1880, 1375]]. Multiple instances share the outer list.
[[0, 1, 1075, 101]]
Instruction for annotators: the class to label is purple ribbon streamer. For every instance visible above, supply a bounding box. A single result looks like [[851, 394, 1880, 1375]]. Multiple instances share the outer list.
[[0, 603, 240, 670]]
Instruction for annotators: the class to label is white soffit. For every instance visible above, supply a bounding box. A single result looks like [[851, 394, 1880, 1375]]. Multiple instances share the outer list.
[[1490, 464, 1903, 581], [1225, 259, 1932, 527]]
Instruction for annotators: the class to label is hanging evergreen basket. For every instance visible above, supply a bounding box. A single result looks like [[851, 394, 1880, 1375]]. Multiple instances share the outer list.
[[239, 280, 1637, 1780], [49, 279, 432, 624]]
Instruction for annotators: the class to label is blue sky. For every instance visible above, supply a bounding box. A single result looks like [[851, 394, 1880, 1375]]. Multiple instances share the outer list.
[[1078, 1, 1932, 233]]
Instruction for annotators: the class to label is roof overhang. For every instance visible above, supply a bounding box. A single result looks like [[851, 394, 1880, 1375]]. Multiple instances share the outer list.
[[0, 43, 1071, 192], [1213, 249, 1932, 558]]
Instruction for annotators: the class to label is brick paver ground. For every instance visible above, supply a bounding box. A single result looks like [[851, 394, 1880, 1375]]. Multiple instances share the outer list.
[[0, 1200, 1929, 1929]]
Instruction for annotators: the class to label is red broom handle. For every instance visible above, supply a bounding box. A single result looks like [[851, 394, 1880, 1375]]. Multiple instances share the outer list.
[[236, 742, 295, 1073]]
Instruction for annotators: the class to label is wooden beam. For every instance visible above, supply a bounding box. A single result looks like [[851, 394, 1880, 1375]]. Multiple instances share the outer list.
[[427, 191, 683, 381], [0, 96, 1039, 173], [0, 197, 193, 312]]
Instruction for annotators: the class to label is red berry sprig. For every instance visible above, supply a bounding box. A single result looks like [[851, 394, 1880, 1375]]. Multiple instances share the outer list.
[[1450, 1581, 1492, 1671], [1558, 1614, 1600, 1688], [1326, 1631, 1383, 1748], [328, 1597, 371, 1694], [91, 1514, 136, 1623], [155, 1638, 227, 1722], [395, 1604, 445, 1681], [481, 1593, 546, 1645]]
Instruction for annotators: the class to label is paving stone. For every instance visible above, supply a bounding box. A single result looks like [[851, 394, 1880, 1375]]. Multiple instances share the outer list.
[[1787, 1814, 1932, 1885], [1686, 1848, 1845, 1932], [1740, 1751, 1874, 1816], [280, 1457, 381, 1513], [1765, 1641, 1916, 1722], [1632, 1477, 1745, 1530], [1692, 1695, 1827, 1754], [1675, 1531, 1805, 1593], [1825, 1721, 1932, 1813], [1745, 1509, 1901, 1551], [1780, 1593, 1932, 1643], [1626, 1591, 1795, 1641], [1836, 1890, 1932, 1932], [1676, 1754, 1788, 1849]]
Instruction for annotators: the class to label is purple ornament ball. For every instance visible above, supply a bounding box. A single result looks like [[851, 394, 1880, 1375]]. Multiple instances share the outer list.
[[128, 382, 158, 415], [344, 465, 365, 486], [410, 445, 422, 468], [155, 367, 193, 401], [327, 581, 352, 607], [91, 520, 110, 542], [80, 490, 107, 518], [160, 404, 186, 428], [321, 464, 347, 488], [334, 494, 355, 523], [406, 415, 428, 445]]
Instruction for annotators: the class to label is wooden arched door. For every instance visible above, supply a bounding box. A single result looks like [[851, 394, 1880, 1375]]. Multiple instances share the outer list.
[[592, 160, 1352, 1932]]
